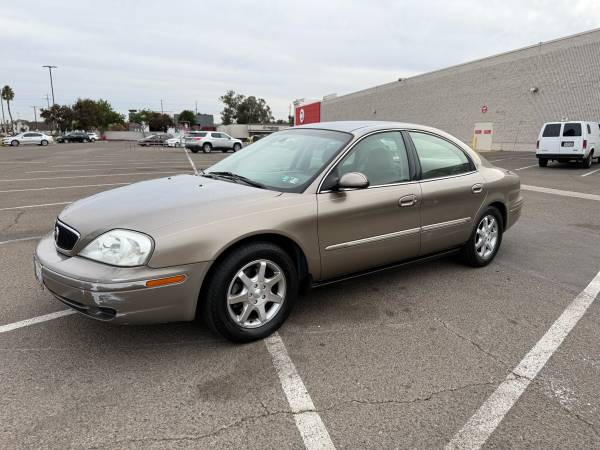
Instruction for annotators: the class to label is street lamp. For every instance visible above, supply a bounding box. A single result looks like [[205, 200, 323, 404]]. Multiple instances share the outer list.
[[42, 65, 57, 105]]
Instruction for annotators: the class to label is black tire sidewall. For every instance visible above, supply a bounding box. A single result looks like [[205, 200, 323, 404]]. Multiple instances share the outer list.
[[41, 140, 48, 146], [233, 144, 241, 152], [11, 140, 18, 147], [202, 143, 212, 153], [462, 206, 504, 267], [539, 158, 547, 167], [202, 242, 298, 342]]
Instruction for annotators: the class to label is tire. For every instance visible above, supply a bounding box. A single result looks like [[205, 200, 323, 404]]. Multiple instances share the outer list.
[[190, 148, 199, 153], [10, 140, 19, 147], [233, 143, 242, 152], [84, 138, 90, 143], [40, 140, 48, 146], [583, 153, 593, 168], [90, 138, 96, 142], [202, 143, 212, 153], [538, 158, 548, 167], [175, 142, 180, 147], [200, 242, 298, 342], [459, 206, 504, 268]]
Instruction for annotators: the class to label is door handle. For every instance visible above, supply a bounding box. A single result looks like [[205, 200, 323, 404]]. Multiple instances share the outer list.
[[471, 184, 483, 194], [399, 194, 418, 207]]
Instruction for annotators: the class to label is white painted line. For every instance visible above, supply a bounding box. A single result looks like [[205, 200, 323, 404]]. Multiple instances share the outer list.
[[515, 164, 538, 171], [26, 166, 189, 173], [489, 158, 510, 162], [0, 236, 42, 245], [0, 171, 182, 182], [581, 168, 600, 178], [0, 202, 71, 211], [264, 333, 335, 450], [51, 160, 188, 167], [0, 310, 76, 333], [446, 270, 600, 450], [0, 182, 130, 193], [522, 184, 600, 202]]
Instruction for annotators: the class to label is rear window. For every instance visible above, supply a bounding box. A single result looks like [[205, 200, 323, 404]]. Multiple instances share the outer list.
[[185, 132, 207, 138], [563, 123, 581, 137], [542, 124, 561, 137]]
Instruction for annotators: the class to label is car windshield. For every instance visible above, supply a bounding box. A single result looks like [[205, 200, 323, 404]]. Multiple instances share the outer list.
[[206, 128, 352, 193]]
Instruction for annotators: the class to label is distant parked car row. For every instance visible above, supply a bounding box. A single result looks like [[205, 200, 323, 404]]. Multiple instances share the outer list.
[[57, 131, 98, 143]]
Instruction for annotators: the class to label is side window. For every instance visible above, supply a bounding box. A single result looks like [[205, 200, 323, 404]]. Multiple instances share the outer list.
[[409, 132, 472, 179], [212, 133, 223, 138], [587, 124, 591, 134], [23, 133, 35, 137], [542, 124, 561, 137], [336, 131, 410, 186]]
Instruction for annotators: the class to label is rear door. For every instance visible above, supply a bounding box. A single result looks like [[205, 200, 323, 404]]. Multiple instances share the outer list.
[[408, 131, 486, 256], [561, 122, 583, 155], [538, 123, 562, 155]]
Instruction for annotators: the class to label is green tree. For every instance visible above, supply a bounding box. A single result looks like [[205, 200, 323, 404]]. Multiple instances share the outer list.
[[178, 110, 196, 126], [40, 104, 74, 132], [1, 85, 15, 132], [71, 98, 124, 130], [148, 112, 173, 132], [129, 109, 154, 124], [219, 91, 274, 124]]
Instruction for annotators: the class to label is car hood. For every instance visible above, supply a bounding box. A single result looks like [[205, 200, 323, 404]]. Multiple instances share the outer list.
[[58, 174, 282, 242]]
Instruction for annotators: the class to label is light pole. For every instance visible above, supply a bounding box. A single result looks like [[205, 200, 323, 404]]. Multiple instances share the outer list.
[[31, 106, 38, 130], [42, 65, 57, 105]]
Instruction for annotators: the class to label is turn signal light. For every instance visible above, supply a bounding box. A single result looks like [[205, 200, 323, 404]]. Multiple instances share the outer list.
[[145, 274, 186, 288]]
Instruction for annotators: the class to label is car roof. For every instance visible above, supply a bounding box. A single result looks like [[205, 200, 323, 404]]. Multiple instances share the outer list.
[[292, 120, 448, 136]]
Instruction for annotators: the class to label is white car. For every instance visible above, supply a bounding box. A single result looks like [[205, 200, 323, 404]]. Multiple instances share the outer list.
[[537, 121, 599, 168], [165, 137, 182, 147], [184, 131, 243, 153], [3, 132, 53, 147], [87, 132, 99, 142]]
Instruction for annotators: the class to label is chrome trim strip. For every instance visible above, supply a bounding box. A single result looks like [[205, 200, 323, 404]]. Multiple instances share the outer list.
[[421, 217, 471, 232], [325, 217, 471, 251], [325, 227, 421, 251]]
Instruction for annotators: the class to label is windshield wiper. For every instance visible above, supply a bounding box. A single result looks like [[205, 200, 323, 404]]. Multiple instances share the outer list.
[[203, 171, 266, 189]]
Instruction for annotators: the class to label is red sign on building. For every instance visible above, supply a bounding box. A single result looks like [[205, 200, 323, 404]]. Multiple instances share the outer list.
[[295, 101, 321, 125]]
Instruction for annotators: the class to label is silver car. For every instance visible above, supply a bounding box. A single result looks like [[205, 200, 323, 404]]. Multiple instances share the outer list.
[[3, 132, 53, 147], [184, 131, 243, 153]]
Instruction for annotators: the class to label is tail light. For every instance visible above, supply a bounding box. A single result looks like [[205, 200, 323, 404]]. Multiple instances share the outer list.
[[536, 140, 539, 149], [193, 137, 201, 141], [583, 139, 587, 149]]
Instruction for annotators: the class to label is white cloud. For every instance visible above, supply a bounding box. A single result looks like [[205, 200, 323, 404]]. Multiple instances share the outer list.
[[2, 0, 600, 121]]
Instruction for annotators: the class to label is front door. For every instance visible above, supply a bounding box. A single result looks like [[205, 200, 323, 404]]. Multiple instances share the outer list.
[[408, 131, 486, 255], [317, 131, 421, 280]]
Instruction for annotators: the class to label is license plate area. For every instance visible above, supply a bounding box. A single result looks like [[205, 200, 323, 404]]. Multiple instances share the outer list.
[[562, 141, 574, 147]]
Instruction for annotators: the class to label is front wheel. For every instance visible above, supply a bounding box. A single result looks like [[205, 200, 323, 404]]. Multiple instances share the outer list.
[[200, 242, 298, 342], [538, 158, 548, 167], [233, 143, 242, 152], [460, 207, 503, 267], [10, 140, 19, 147], [40, 140, 48, 146]]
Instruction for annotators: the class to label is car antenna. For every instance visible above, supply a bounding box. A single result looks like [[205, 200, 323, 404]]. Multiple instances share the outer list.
[[182, 146, 200, 176]]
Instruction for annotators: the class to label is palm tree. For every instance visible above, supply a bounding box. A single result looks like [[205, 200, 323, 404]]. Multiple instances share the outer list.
[[1, 85, 15, 133]]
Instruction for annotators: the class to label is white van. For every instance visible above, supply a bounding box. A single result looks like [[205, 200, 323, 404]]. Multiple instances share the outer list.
[[536, 121, 599, 168]]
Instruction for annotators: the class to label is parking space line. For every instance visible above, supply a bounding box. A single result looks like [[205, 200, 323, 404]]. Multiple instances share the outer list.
[[0, 310, 76, 333], [26, 166, 189, 173], [522, 184, 600, 202], [0, 183, 130, 193], [0, 171, 183, 182], [0, 202, 71, 211], [264, 333, 335, 450], [581, 168, 600, 177], [0, 236, 42, 245], [446, 270, 600, 450], [515, 164, 538, 171]]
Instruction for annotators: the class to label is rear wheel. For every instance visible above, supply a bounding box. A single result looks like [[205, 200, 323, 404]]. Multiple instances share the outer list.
[[538, 158, 548, 167], [40, 140, 48, 146], [583, 153, 593, 168], [202, 143, 212, 153], [460, 206, 503, 267], [200, 242, 298, 342], [10, 140, 19, 147], [190, 147, 199, 153]]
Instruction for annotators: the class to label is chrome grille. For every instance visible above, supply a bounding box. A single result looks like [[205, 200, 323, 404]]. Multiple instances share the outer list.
[[54, 220, 79, 251]]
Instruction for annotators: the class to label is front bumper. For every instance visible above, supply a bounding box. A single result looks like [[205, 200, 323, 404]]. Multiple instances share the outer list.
[[35, 234, 210, 324]]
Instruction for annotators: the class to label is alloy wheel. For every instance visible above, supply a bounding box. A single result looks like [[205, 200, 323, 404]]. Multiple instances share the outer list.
[[475, 215, 498, 259], [226, 259, 286, 329]]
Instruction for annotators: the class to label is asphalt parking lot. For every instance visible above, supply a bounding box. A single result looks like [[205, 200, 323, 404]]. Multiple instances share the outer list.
[[1, 142, 600, 449]]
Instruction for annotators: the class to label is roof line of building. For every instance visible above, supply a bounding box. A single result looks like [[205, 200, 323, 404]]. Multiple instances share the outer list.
[[324, 27, 600, 102]]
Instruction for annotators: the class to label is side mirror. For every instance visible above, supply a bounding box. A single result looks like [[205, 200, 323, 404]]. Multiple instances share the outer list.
[[338, 172, 369, 190]]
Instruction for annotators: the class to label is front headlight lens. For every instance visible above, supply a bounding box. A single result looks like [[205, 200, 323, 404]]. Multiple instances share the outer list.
[[79, 229, 153, 267]]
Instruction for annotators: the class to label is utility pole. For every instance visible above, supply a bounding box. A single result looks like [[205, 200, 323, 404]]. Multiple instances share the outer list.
[[31, 106, 38, 130], [45, 94, 50, 109], [42, 65, 58, 105], [195, 101, 198, 115], [0, 98, 6, 134], [160, 99, 164, 114]]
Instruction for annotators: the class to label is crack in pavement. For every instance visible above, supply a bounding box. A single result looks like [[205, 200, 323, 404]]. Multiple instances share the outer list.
[[1, 210, 24, 233]]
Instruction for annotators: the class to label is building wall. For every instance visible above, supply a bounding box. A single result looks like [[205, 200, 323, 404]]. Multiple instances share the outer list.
[[321, 29, 600, 151]]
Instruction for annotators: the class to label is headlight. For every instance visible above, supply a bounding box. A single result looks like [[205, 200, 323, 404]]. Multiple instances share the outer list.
[[79, 229, 153, 267]]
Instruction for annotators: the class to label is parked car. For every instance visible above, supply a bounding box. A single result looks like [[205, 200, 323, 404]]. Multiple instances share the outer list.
[[57, 131, 93, 143], [184, 131, 243, 153], [87, 132, 99, 142], [165, 137, 182, 147], [3, 132, 53, 146], [138, 134, 172, 146], [34, 121, 522, 342], [536, 121, 599, 168]]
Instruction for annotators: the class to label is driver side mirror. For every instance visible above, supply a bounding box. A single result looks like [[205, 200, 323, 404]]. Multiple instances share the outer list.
[[338, 172, 369, 190]]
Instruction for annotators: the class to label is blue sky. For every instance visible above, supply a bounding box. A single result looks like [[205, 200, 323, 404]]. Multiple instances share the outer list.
[[1, 0, 599, 122]]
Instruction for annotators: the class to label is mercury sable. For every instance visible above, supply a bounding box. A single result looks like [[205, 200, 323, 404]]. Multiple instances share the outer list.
[[34, 121, 523, 342]]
